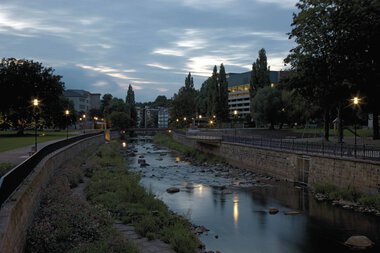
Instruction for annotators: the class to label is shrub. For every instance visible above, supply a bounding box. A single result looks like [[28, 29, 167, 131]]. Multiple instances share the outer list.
[[0, 162, 14, 177]]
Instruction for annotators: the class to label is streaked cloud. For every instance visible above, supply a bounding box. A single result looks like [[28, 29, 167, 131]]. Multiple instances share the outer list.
[[146, 63, 173, 70]]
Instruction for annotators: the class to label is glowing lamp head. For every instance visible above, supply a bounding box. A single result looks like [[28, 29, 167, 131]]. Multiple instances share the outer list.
[[33, 99, 39, 107], [65, 110, 69, 116], [353, 97, 359, 105]]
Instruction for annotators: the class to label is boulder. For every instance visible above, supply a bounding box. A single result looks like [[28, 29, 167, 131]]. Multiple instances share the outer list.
[[166, 187, 180, 193], [344, 235, 374, 250], [268, 208, 279, 214]]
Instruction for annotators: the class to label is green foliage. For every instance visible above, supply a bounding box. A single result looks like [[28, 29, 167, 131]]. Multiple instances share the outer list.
[[0, 58, 65, 134], [109, 111, 131, 130], [153, 133, 224, 163], [126, 84, 137, 127], [313, 183, 361, 202], [171, 73, 198, 127], [85, 142, 199, 253], [0, 162, 14, 177], [26, 148, 138, 253], [358, 194, 380, 210], [252, 86, 283, 129]]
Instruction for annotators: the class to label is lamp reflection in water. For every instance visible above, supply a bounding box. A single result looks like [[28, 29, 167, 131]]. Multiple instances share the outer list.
[[233, 194, 239, 227]]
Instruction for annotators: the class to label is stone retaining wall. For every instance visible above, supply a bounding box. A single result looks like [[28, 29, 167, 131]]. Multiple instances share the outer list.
[[173, 132, 380, 195], [0, 135, 104, 253]]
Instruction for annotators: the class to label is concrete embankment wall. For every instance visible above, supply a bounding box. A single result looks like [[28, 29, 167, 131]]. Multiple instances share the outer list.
[[173, 133, 380, 195], [0, 135, 104, 253]]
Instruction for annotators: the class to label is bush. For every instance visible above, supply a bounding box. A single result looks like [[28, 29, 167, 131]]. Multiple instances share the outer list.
[[359, 194, 380, 210]]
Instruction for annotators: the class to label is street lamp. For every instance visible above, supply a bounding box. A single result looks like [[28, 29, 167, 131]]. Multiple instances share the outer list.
[[82, 114, 86, 133], [65, 109, 70, 139], [351, 96, 361, 157], [233, 110, 238, 138], [32, 99, 39, 152]]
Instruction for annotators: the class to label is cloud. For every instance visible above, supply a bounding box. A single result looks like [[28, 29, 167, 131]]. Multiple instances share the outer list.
[[152, 48, 185, 57], [92, 80, 109, 87], [146, 63, 173, 70], [255, 0, 297, 8], [156, 88, 169, 92]]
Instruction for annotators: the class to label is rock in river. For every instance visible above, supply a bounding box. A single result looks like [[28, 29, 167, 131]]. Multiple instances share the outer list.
[[268, 208, 279, 214], [344, 235, 374, 250], [166, 187, 180, 193]]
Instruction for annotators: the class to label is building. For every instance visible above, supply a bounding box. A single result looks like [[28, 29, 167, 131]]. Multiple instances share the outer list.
[[136, 106, 161, 128], [64, 89, 101, 113], [158, 108, 169, 128], [227, 71, 288, 119]]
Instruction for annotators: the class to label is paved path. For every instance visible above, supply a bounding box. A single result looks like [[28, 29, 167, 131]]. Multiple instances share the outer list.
[[0, 139, 68, 165]]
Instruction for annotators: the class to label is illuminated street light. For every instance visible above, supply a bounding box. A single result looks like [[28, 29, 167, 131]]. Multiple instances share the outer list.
[[65, 109, 70, 139], [351, 96, 361, 157], [83, 114, 86, 133], [32, 98, 39, 152]]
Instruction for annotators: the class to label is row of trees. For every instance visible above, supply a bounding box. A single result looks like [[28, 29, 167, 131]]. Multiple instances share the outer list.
[[285, 0, 380, 140], [0, 57, 138, 133], [170, 64, 229, 126], [99, 84, 137, 130]]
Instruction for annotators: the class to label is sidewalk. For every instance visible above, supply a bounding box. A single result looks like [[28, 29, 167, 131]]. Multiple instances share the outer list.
[[0, 138, 66, 166]]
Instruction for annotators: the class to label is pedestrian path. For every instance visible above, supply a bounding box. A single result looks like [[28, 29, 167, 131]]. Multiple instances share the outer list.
[[0, 138, 66, 165]]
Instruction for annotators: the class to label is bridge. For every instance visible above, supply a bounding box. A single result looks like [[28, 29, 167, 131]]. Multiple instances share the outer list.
[[127, 128, 169, 135]]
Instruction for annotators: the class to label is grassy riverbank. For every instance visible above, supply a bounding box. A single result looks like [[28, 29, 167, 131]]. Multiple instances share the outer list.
[[26, 145, 138, 253], [153, 132, 224, 164], [314, 183, 380, 210], [85, 142, 199, 253]]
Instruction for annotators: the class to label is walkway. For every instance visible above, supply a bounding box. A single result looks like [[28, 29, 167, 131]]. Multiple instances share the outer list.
[[0, 139, 67, 165]]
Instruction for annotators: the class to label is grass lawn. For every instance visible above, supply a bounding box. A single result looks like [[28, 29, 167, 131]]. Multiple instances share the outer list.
[[0, 130, 79, 152]]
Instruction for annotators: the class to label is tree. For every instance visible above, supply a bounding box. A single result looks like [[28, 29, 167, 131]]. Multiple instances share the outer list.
[[109, 111, 130, 130], [252, 86, 283, 129], [152, 95, 169, 108], [216, 63, 229, 122], [170, 73, 197, 127], [249, 49, 271, 120], [126, 84, 137, 127], [0, 58, 65, 134]]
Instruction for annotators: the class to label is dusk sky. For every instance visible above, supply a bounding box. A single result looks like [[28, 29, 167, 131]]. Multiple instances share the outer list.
[[1, 0, 298, 102]]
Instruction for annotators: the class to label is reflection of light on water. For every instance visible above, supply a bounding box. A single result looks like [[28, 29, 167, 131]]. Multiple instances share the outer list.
[[198, 184, 203, 197], [233, 194, 239, 227], [175, 156, 181, 162]]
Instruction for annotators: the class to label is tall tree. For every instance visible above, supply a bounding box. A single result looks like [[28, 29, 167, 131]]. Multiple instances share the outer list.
[[249, 49, 271, 120], [126, 84, 137, 127], [170, 73, 197, 127], [285, 1, 355, 141], [0, 58, 65, 134], [217, 63, 229, 122]]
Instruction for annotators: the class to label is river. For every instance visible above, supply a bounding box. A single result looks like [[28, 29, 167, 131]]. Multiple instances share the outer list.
[[125, 140, 380, 253]]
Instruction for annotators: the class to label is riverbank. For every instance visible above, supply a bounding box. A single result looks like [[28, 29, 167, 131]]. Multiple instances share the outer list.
[[26, 144, 139, 253]]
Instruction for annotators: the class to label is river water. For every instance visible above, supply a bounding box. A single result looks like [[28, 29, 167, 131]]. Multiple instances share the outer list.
[[125, 140, 380, 253]]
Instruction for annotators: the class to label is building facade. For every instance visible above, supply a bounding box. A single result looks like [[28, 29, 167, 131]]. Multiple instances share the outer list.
[[158, 108, 169, 128], [64, 89, 101, 113], [227, 71, 288, 119]]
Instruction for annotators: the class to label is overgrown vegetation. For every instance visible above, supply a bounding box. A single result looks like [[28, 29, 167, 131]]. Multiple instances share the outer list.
[[0, 162, 14, 177], [153, 132, 224, 164], [85, 142, 199, 253], [26, 145, 139, 253], [313, 183, 380, 210]]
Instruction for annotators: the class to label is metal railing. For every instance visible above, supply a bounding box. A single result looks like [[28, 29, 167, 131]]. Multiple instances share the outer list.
[[0, 131, 104, 207], [176, 130, 380, 161]]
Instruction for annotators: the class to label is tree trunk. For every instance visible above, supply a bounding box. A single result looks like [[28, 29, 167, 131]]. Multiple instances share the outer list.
[[373, 110, 379, 140], [337, 105, 344, 143], [324, 109, 330, 141]]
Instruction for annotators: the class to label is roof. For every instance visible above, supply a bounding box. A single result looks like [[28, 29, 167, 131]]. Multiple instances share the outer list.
[[227, 70, 288, 87], [64, 89, 90, 98]]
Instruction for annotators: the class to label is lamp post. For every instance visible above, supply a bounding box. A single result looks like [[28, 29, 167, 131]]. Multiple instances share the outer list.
[[82, 114, 86, 134], [65, 109, 70, 139], [352, 96, 361, 157], [32, 99, 39, 152], [233, 110, 238, 138]]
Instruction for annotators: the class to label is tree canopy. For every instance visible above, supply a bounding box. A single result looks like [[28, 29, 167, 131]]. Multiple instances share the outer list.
[[0, 58, 65, 134]]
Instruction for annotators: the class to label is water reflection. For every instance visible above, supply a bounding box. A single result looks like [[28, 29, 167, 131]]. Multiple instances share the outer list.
[[126, 141, 380, 253], [233, 194, 239, 228]]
